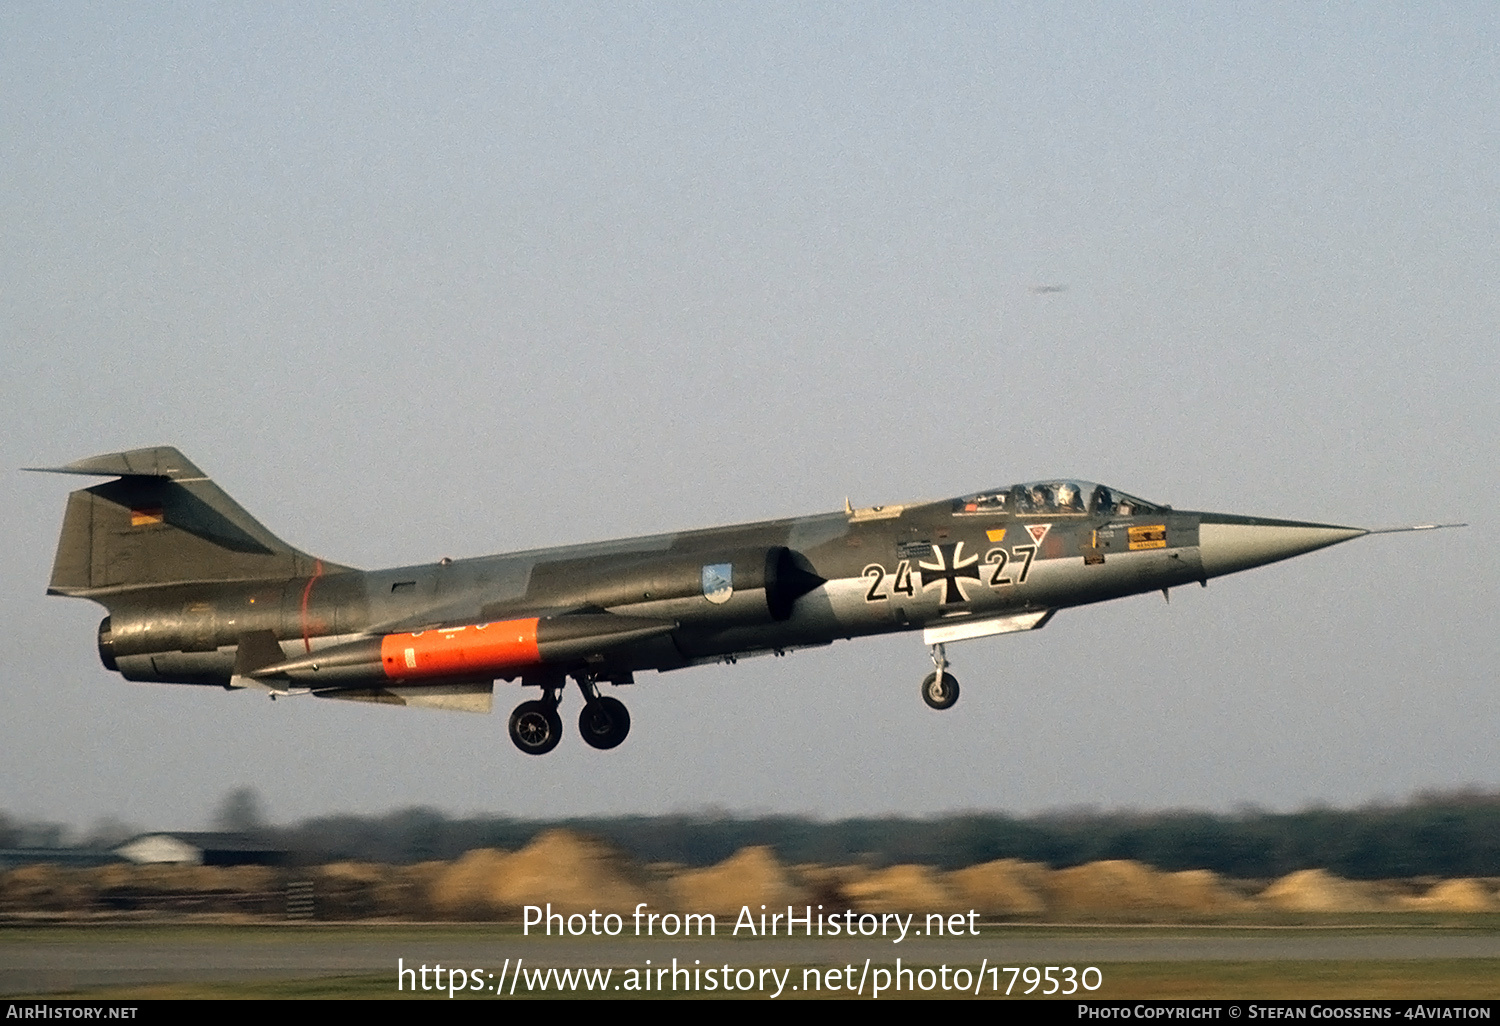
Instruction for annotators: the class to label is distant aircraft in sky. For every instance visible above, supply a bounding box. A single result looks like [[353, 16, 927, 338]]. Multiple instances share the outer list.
[[1030, 283, 1068, 294], [32, 447, 1460, 756]]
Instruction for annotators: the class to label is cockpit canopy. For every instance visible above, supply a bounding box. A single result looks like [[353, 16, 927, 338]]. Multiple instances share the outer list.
[[952, 481, 1167, 517]]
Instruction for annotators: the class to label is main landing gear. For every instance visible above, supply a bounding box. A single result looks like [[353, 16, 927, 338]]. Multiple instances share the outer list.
[[508, 697, 563, 756], [506, 674, 632, 756], [578, 695, 630, 750], [921, 643, 960, 710]]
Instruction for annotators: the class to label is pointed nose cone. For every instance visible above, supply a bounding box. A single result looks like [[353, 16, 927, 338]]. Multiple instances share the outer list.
[[1198, 515, 1368, 579]]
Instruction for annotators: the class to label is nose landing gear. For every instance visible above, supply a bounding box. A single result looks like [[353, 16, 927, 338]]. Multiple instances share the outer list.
[[921, 643, 960, 710]]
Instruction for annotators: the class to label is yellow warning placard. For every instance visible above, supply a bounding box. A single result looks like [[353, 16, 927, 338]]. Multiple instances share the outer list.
[[1128, 524, 1167, 550]]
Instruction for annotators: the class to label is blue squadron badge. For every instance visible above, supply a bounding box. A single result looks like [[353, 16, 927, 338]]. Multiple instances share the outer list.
[[702, 562, 734, 605]]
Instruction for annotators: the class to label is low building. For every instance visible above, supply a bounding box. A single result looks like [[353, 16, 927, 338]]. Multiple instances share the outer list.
[[114, 832, 284, 866]]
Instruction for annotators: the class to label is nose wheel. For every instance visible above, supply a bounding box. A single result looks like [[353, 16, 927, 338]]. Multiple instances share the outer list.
[[921, 643, 960, 710]]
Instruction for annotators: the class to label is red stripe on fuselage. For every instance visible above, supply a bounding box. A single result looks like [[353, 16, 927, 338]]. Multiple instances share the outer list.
[[379, 619, 541, 680], [300, 560, 325, 654]]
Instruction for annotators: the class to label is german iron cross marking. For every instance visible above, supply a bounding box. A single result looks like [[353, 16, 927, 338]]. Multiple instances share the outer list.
[[918, 542, 981, 604]]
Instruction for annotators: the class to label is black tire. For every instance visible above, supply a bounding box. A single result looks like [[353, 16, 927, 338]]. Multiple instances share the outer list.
[[578, 696, 631, 750], [921, 671, 960, 710], [509, 699, 563, 755]]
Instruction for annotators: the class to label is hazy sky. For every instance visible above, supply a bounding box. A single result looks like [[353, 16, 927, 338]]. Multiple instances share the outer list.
[[3, 5, 1495, 833]]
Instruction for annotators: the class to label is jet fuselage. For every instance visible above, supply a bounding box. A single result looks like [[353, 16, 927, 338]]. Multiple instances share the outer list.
[[38, 449, 1410, 754]]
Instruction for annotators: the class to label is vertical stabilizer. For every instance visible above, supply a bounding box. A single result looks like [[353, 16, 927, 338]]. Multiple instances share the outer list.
[[30, 446, 348, 596]]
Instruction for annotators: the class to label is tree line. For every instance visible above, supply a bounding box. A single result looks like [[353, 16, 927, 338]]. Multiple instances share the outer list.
[[268, 789, 1500, 879], [6, 789, 1496, 880]]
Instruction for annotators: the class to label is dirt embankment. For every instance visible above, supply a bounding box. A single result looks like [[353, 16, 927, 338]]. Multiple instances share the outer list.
[[4, 830, 1496, 922]]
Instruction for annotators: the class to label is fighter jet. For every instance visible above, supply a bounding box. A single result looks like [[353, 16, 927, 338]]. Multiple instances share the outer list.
[[32, 447, 1460, 756]]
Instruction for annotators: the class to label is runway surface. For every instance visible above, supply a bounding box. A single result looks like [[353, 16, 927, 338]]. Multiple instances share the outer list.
[[5, 924, 1500, 995]]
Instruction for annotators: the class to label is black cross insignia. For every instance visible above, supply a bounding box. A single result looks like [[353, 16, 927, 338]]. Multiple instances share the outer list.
[[917, 542, 981, 604]]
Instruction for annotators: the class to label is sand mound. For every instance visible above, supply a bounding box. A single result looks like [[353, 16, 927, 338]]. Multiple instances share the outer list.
[[0, 862, 284, 915], [1038, 860, 1248, 915], [430, 830, 655, 914], [430, 848, 509, 913], [0, 866, 88, 910], [946, 859, 1047, 915], [669, 846, 808, 914], [791, 863, 862, 907], [1044, 860, 1164, 913], [1158, 869, 1253, 912], [316, 861, 387, 885], [82, 863, 274, 893], [844, 864, 962, 912], [1260, 869, 1390, 912], [85, 864, 137, 891], [1400, 878, 1497, 913]]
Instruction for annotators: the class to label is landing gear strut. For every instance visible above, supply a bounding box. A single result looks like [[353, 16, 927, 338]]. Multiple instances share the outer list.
[[576, 674, 631, 750], [921, 643, 959, 710]]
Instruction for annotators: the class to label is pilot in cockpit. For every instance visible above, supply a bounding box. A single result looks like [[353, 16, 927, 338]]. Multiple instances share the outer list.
[[1056, 482, 1083, 512]]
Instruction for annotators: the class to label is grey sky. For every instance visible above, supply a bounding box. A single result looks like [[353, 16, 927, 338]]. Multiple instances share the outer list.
[[3, 5, 1495, 832]]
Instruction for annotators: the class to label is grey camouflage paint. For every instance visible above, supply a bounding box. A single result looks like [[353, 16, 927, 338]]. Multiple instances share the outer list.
[[34, 448, 1376, 737]]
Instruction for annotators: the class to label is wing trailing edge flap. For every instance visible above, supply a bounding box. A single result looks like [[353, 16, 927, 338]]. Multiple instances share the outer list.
[[314, 682, 494, 714]]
